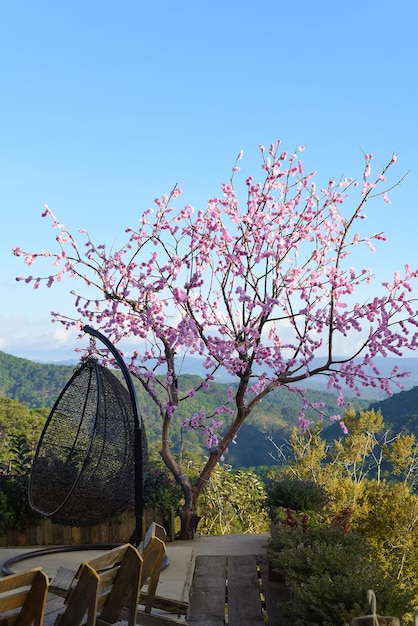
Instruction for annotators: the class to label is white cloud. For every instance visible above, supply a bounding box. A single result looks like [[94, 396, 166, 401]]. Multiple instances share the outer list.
[[0, 316, 81, 362]]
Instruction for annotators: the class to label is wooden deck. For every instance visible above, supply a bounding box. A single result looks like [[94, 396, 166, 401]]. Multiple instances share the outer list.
[[1, 534, 289, 625], [42, 554, 288, 625], [187, 554, 288, 626]]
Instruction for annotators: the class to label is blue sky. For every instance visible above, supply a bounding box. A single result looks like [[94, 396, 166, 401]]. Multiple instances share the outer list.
[[1, 0, 418, 362]]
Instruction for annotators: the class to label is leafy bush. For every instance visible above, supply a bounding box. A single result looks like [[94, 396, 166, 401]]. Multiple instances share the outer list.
[[352, 479, 418, 602], [266, 477, 329, 516], [143, 467, 182, 520], [0, 474, 44, 534], [197, 465, 269, 535], [0, 430, 45, 535], [269, 519, 415, 625]]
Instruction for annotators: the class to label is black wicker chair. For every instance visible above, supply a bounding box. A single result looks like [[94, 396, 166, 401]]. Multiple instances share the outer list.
[[29, 357, 140, 526]]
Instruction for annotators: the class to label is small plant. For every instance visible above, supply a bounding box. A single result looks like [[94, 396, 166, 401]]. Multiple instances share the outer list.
[[0, 430, 45, 535], [4, 431, 33, 475]]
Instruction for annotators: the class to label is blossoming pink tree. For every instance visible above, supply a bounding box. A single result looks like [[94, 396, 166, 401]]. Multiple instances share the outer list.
[[14, 141, 418, 538]]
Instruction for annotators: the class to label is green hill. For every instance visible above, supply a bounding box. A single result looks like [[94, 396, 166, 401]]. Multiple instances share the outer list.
[[369, 386, 418, 437], [0, 349, 400, 468], [0, 351, 75, 408]]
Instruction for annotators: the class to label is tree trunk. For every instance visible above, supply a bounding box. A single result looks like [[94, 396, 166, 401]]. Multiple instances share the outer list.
[[178, 503, 201, 540]]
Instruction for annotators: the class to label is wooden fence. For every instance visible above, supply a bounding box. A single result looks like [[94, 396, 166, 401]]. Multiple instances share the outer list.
[[0, 508, 176, 547]]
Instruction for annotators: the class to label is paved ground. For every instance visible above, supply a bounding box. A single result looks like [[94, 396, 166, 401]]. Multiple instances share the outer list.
[[0, 533, 271, 605]]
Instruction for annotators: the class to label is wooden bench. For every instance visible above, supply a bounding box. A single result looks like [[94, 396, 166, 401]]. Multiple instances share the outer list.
[[43, 543, 142, 626], [0, 567, 49, 626], [47, 525, 188, 626], [187, 554, 267, 626]]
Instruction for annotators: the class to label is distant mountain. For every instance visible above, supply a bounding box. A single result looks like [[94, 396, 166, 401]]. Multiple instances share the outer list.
[[27, 353, 418, 398], [0, 351, 76, 409], [1, 349, 418, 467], [279, 356, 418, 401], [369, 386, 418, 437]]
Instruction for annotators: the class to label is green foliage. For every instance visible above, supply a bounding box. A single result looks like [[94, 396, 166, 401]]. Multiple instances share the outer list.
[[273, 409, 418, 515], [146, 446, 270, 535], [266, 477, 329, 515], [0, 489, 12, 536], [143, 466, 183, 520], [353, 480, 418, 597], [197, 465, 269, 535], [370, 384, 418, 437], [268, 410, 418, 623], [4, 431, 32, 474], [0, 396, 47, 468], [0, 430, 45, 535], [0, 397, 47, 471], [0, 474, 44, 534], [269, 521, 415, 625], [273, 422, 331, 483]]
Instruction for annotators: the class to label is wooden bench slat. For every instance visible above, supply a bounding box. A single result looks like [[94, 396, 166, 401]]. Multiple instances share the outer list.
[[187, 555, 226, 625], [187, 554, 267, 626], [0, 568, 49, 626], [139, 592, 188, 614], [259, 554, 291, 626], [42, 594, 67, 626], [227, 555, 265, 626]]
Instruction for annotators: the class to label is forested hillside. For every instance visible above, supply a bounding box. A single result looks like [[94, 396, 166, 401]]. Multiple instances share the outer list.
[[0, 351, 75, 408], [2, 349, 418, 467], [370, 386, 418, 437]]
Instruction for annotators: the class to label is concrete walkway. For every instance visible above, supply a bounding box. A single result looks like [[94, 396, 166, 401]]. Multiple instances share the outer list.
[[0, 533, 271, 606]]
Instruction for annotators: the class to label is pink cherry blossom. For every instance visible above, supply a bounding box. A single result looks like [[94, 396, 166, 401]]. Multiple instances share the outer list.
[[14, 140, 417, 536]]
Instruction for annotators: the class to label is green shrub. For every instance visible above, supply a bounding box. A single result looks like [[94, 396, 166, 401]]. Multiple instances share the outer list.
[[268, 521, 415, 625], [197, 465, 269, 535], [0, 474, 44, 534], [143, 467, 182, 521], [266, 477, 329, 515]]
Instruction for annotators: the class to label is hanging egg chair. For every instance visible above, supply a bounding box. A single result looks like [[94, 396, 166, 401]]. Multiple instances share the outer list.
[[29, 326, 146, 534]]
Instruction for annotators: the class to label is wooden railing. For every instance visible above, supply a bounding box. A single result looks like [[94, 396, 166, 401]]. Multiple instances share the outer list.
[[0, 508, 176, 547]]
